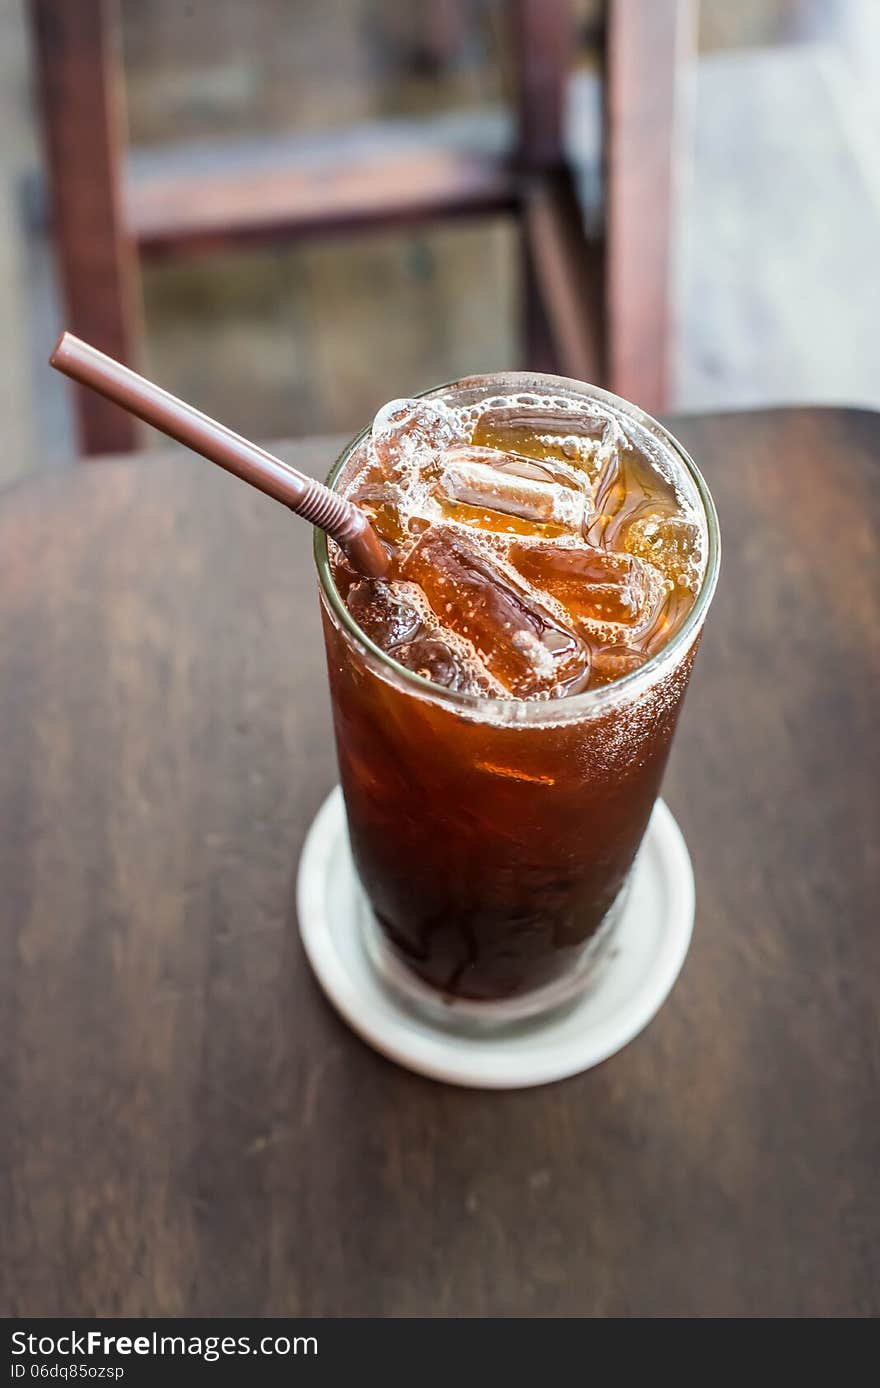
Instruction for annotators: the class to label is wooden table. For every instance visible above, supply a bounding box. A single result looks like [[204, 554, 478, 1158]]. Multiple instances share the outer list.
[[1, 410, 877, 1317]]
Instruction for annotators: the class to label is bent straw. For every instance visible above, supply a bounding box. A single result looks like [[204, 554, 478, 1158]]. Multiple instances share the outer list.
[[49, 332, 389, 578]]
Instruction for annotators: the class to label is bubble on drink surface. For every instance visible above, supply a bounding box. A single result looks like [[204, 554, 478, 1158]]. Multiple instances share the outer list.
[[395, 636, 470, 690], [471, 399, 619, 481], [346, 580, 423, 649], [371, 397, 465, 481], [437, 445, 587, 532], [510, 629, 570, 686], [624, 514, 702, 589], [590, 644, 645, 684], [342, 573, 504, 696]]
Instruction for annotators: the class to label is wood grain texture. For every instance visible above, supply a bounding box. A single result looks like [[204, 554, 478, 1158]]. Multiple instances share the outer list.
[[1, 410, 878, 1317], [28, 0, 141, 455]]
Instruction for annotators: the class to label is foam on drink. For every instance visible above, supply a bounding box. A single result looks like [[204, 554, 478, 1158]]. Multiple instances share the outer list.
[[330, 389, 706, 700]]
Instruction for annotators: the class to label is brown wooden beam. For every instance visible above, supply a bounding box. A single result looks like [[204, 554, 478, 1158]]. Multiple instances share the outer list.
[[522, 169, 605, 384], [128, 148, 519, 257], [604, 0, 697, 412], [29, 0, 141, 454], [519, 221, 559, 377], [510, 0, 576, 172]]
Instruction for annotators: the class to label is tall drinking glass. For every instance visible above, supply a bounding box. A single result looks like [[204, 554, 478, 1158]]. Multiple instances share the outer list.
[[314, 374, 720, 1025]]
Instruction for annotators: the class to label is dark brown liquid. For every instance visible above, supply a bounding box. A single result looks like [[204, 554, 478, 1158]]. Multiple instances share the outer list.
[[323, 389, 706, 1001]]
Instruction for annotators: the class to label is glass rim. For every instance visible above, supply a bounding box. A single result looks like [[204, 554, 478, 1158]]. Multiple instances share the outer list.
[[314, 371, 721, 723]]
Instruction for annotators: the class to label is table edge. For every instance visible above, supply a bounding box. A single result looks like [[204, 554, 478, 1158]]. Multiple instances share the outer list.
[[3, 405, 879, 507]]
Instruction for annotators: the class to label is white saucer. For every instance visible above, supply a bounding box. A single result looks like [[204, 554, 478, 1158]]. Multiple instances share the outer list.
[[297, 787, 695, 1089]]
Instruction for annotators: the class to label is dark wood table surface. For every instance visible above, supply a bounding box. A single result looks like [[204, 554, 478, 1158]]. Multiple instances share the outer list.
[[1, 408, 878, 1318]]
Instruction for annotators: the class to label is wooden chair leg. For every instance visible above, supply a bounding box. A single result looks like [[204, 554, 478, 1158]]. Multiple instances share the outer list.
[[519, 215, 559, 377], [29, 0, 141, 454], [510, 0, 574, 172], [421, 0, 469, 72], [521, 169, 605, 384], [603, 0, 697, 413], [511, 1, 606, 381]]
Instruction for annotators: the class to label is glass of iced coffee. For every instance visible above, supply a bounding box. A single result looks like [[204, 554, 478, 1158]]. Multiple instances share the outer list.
[[315, 373, 719, 1024]]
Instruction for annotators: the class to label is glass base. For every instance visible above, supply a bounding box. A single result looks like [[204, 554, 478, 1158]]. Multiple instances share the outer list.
[[359, 883, 631, 1032], [297, 786, 695, 1087]]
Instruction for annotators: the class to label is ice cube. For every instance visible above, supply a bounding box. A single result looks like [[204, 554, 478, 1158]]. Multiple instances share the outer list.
[[471, 404, 615, 478], [371, 397, 464, 480], [401, 525, 589, 698], [624, 514, 702, 589], [347, 474, 409, 547], [345, 580, 423, 649], [395, 636, 472, 691], [507, 541, 652, 627], [640, 585, 696, 657], [590, 644, 645, 684], [437, 446, 586, 532], [587, 445, 680, 548]]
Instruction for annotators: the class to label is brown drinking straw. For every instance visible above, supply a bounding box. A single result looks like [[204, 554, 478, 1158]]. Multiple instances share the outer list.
[[49, 332, 389, 578]]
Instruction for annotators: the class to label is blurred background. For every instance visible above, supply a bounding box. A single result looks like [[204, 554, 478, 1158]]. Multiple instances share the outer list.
[[2, 0, 879, 486]]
